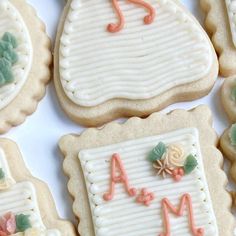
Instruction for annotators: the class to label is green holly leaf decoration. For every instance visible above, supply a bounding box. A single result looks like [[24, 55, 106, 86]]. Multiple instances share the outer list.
[[0, 58, 14, 86], [0, 168, 5, 180], [148, 142, 166, 162], [16, 214, 31, 232], [229, 124, 236, 146], [184, 154, 198, 174], [231, 86, 236, 102], [2, 32, 18, 49]]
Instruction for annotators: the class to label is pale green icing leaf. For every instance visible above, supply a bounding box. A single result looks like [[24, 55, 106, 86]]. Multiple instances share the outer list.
[[0, 32, 18, 87], [229, 124, 236, 146], [148, 142, 166, 162], [184, 154, 198, 174], [0, 168, 5, 180], [0, 40, 13, 58], [3, 49, 18, 65], [0, 58, 14, 86], [16, 214, 31, 232], [231, 86, 236, 102], [2, 32, 18, 48]]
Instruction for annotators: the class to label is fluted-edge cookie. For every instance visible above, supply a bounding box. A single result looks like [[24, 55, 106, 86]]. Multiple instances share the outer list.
[[0, 138, 76, 236], [200, 0, 236, 76], [59, 105, 234, 236], [0, 0, 51, 133], [54, 0, 218, 127]]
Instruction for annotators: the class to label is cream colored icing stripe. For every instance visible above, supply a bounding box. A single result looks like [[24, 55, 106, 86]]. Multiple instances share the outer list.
[[79, 128, 218, 236], [60, 0, 212, 107], [225, 0, 236, 47], [0, 0, 32, 109]]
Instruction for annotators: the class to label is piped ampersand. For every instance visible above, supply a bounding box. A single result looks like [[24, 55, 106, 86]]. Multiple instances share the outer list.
[[136, 188, 155, 206], [103, 153, 137, 201], [108, 0, 156, 33]]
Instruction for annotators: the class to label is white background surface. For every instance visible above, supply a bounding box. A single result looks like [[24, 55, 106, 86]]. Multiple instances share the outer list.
[[4, 0, 233, 224]]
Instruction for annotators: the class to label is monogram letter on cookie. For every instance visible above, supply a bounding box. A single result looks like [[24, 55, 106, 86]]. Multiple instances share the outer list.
[[59, 106, 234, 235]]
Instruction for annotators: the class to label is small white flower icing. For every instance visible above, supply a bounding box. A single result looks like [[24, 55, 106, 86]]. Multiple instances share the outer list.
[[165, 144, 185, 167]]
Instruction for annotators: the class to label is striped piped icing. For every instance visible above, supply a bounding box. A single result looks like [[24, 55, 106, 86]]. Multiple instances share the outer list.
[[79, 128, 218, 236], [59, 0, 213, 107], [0, 148, 61, 236]]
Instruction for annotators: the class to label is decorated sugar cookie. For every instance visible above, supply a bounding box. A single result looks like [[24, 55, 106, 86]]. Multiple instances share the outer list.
[[54, 0, 218, 126], [0, 138, 76, 236], [59, 105, 234, 235], [0, 0, 51, 133], [200, 0, 236, 76], [221, 76, 236, 122], [220, 123, 236, 184]]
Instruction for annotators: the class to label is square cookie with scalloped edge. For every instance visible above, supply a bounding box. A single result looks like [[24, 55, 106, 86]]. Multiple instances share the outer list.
[[0, 0, 51, 133], [0, 138, 76, 236], [54, 0, 218, 127], [59, 105, 234, 236], [200, 0, 236, 76]]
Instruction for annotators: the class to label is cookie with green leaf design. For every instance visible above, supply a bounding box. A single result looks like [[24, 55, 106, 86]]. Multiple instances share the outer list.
[[0, 138, 76, 235], [59, 105, 234, 236], [0, 0, 52, 134], [221, 77, 236, 123], [220, 123, 236, 184]]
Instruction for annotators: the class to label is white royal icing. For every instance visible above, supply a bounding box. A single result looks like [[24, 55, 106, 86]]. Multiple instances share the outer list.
[[0, 149, 60, 236], [59, 0, 213, 107], [225, 0, 236, 47], [79, 128, 218, 236], [0, 0, 32, 109], [0, 148, 15, 183]]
